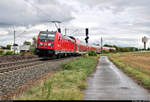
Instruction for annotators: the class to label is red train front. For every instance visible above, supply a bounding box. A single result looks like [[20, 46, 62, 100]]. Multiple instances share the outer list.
[[36, 30, 76, 58]]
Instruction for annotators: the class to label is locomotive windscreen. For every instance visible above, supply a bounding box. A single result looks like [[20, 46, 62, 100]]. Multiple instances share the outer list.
[[39, 31, 56, 42], [40, 33, 47, 39]]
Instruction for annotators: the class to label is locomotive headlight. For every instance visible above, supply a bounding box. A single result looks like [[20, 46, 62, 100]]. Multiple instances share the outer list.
[[48, 43, 52, 46], [40, 43, 43, 46], [48, 43, 53, 46]]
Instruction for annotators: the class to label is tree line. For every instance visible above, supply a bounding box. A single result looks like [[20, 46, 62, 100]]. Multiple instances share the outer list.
[[103, 44, 139, 52], [0, 37, 37, 55]]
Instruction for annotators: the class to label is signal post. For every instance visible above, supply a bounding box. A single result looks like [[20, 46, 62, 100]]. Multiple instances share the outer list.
[[85, 28, 89, 53]]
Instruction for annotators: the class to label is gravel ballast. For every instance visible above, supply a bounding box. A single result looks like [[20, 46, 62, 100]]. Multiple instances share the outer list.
[[0, 57, 78, 97]]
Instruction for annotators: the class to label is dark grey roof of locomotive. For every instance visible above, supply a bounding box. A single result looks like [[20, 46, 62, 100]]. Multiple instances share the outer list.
[[62, 35, 75, 42], [68, 36, 76, 40], [40, 31, 56, 34]]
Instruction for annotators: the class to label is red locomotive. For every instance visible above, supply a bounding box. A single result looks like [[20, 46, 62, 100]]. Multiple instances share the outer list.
[[36, 30, 100, 58]]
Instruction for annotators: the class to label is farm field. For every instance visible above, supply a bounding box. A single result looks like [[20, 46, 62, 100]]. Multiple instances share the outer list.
[[109, 52, 150, 90]]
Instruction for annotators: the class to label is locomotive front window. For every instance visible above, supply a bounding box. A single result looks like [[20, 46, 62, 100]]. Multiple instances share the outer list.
[[39, 33, 47, 39], [47, 34, 55, 41], [39, 32, 55, 42]]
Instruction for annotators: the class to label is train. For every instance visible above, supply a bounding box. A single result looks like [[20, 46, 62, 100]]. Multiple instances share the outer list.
[[35, 30, 101, 58]]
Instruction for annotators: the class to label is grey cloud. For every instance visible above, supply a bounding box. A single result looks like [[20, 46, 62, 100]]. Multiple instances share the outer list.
[[0, 0, 74, 27], [133, 22, 150, 27], [1, 0, 150, 48], [80, 0, 150, 12]]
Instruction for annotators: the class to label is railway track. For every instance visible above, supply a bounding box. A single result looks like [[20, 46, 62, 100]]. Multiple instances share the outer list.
[[0, 58, 41, 68], [0, 55, 39, 64], [0, 58, 43, 73], [0, 56, 75, 74]]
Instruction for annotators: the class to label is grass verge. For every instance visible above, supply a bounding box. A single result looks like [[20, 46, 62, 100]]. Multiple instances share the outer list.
[[15, 55, 99, 100], [108, 54, 150, 90]]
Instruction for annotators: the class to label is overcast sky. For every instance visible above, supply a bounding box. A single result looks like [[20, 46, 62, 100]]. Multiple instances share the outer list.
[[0, 0, 150, 48]]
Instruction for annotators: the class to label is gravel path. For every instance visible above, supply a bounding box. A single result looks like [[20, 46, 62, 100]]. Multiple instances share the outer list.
[[0, 57, 78, 97]]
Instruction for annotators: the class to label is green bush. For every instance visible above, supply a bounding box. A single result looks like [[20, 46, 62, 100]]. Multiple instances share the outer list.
[[62, 63, 73, 70], [5, 50, 13, 55], [102, 50, 109, 54], [0, 50, 4, 55], [83, 54, 89, 58], [88, 50, 97, 56], [30, 46, 36, 55], [109, 49, 116, 53]]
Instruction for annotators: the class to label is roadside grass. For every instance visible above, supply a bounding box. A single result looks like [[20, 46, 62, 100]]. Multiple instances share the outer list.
[[15, 55, 99, 100], [108, 53, 150, 88]]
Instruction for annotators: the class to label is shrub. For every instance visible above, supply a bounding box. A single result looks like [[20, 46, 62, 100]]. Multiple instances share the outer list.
[[30, 46, 36, 55], [83, 54, 88, 58], [102, 50, 109, 54], [78, 81, 87, 90], [109, 49, 116, 53], [0, 50, 4, 55], [88, 50, 97, 56], [5, 50, 13, 56], [62, 63, 73, 70]]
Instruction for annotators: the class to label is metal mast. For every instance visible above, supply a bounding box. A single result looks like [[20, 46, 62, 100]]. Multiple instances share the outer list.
[[13, 29, 16, 54], [101, 37, 103, 54]]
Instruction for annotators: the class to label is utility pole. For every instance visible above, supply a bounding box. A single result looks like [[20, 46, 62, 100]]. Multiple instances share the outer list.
[[101, 37, 103, 54], [13, 30, 16, 54], [65, 28, 67, 36], [14, 30, 15, 45]]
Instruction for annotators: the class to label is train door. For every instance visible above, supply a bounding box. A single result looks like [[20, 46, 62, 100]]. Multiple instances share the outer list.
[[73, 41, 76, 52], [58, 36, 61, 50], [77, 42, 79, 52]]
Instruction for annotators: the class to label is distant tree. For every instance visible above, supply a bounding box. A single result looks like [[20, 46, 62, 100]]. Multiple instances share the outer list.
[[119, 47, 130, 52], [125, 47, 138, 52], [6, 44, 11, 50], [24, 41, 31, 45], [30, 37, 37, 54], [13, 44, 18, 46], [124, 48, 130, 52], [5, 50, 13, 56], [112, 45, 119, 52], [2, 46, 6, 49], [32, 37, 37, 47], [96, 44, 100, 46], [147, 48, 150, 50], [102, 50, 109, 54], [104, 44, 113, 47], [135, 48, 139, 51], [0, 50, 4, 55], [103, 44, 139, 52], [88, 50, 97, 56], [110, 49, 116, 53]]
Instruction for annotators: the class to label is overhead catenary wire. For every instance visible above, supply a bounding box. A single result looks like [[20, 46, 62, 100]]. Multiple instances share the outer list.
[[10, 1, 53, 44], [25, 1, 63, 31]]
